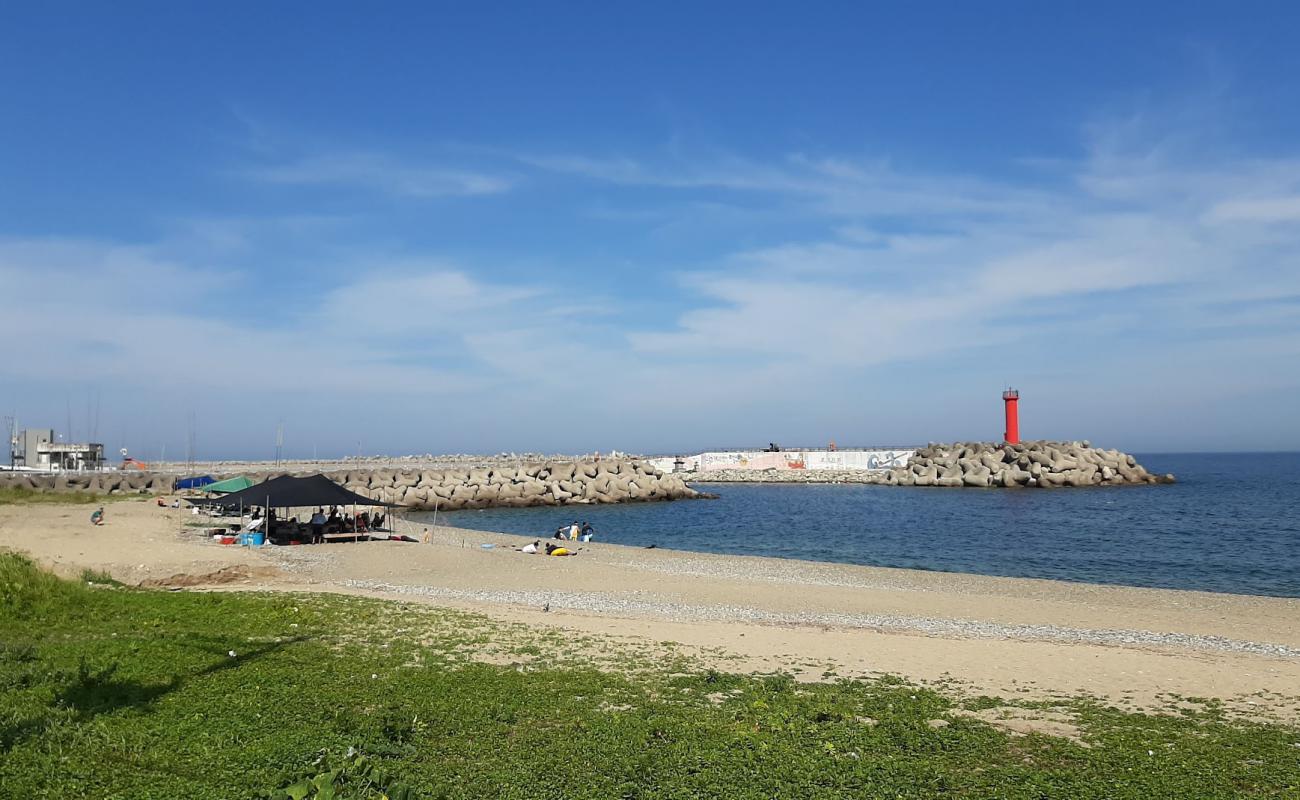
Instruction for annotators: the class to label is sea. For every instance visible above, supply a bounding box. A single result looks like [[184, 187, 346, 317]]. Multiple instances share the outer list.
[[430, 453, 1300, 598]]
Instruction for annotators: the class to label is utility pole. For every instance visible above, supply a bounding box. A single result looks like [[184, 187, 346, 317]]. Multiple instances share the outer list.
[[3, 415, 14, 470], [275, 422, 284, 467], [186, 411, 197, 474]]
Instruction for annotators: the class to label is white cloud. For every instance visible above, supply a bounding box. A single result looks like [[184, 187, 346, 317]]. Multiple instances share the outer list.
[[617, 138, 1300, 381], [1206, 196, 1300, 223], [8, 111, 1300, 452], [0, 240, 579, 397], [248, 153, 513, 197]]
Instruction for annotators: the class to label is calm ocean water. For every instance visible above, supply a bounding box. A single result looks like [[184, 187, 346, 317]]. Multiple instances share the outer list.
[[431, 453, 1300, 598]]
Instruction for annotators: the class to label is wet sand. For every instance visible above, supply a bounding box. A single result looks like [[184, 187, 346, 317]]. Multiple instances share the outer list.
[[4, 498, 1299, 718]]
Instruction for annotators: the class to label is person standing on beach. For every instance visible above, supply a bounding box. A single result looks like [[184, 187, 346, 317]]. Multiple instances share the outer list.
[[309, 508, 326, 543]]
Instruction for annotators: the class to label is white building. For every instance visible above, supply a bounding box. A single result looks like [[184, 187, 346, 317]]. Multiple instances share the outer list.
[[9, 428, 106, 471]]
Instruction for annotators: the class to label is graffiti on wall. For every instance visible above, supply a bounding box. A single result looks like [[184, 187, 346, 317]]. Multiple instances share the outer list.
[[647, 449, 915, 473]]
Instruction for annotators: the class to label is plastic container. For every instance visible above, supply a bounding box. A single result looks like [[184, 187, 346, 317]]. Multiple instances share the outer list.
[[219, 536, 237, 545], [248, 532, 266, 547]]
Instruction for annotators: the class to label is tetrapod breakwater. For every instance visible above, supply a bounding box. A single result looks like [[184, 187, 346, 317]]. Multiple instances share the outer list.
[[867, 441, 1175, 488], [0, 459, 705, 510]]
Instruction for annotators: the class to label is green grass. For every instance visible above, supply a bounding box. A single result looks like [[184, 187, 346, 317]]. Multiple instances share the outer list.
[[0, 486, 139, 505], [1, 552, 1298, 799], [79, 567, 125, 587]]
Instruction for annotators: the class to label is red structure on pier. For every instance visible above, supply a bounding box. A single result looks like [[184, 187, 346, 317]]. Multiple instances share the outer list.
[[1002, 388, 1020, 444]]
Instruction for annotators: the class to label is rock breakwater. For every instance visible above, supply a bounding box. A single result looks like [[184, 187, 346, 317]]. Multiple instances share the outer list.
[[0, 459, 704, 510], [0, 471, 173, 494], [330, 460, 702, 510], [872, 441, 1174, 488]]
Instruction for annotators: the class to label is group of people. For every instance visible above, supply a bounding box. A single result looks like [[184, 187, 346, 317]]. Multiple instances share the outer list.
[[553, 520, 595, 542], [511, 520, 598, 557], [306, 506, 387, 543], [519, 539, 575, 556], [232, 506, 388, 544]]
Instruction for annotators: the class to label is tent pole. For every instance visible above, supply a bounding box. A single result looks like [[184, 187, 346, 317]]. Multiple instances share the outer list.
[[431, 497, 439, 544]]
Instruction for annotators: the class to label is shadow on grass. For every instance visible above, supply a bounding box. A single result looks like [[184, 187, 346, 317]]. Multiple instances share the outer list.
[[1, 635, 308, 752]]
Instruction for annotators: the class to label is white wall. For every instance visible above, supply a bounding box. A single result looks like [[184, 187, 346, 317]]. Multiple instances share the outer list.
[[646, 449, 914, 473]]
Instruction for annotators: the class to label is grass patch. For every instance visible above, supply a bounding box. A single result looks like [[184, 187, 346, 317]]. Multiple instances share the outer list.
[[1, 552, 1298, 798], [79, 567, 124, 587], [0, 486, 137, 505]]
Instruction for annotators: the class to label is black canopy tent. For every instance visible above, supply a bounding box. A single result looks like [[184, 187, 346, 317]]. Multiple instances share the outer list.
[[207, 474, 396, 511]]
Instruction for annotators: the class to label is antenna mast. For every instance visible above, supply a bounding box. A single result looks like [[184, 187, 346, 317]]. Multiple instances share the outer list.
[[3, 415, 14, 470]]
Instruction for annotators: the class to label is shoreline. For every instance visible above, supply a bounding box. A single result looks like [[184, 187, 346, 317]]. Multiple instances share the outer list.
[[4, 498, 1299, 720]]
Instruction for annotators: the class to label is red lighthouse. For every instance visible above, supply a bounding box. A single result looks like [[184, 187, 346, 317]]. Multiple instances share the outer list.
[[1002, 388, 1020, 444]]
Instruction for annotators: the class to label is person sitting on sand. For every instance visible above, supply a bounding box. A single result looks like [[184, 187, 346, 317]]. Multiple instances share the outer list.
[[90, 507, 105, 526], [553, 527, 567, 540], [521, 540, 540, 554]]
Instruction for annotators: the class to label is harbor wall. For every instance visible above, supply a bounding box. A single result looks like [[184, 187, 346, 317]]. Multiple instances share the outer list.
[[872, 441, 1175, 487], [647, 449, 914, 473], [0, 459, 704, 509]]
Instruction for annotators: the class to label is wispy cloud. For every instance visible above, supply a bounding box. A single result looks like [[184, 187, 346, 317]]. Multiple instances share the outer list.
[[1206, 195, 1300, 223], [607, 129, 1300, 382], [0, 240, 567, 394], [247, 153, 514, 197], [7, 105, 1300, 453]]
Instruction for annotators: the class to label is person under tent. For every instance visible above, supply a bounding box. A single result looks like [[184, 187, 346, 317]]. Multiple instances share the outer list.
[[310, 508, 326, 544]]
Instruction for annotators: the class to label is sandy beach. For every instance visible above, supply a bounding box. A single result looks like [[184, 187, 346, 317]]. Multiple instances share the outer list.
[[4, 498, 1299, 720]]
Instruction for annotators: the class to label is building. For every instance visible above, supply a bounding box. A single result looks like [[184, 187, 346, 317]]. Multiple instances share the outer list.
[[9, 428, 106, 471]]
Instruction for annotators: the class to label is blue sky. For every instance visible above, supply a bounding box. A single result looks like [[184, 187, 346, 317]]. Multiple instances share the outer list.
[[3, 2, 1299, 459]]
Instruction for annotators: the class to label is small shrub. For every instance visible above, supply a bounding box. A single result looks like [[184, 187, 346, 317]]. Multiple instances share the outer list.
[[261, 749, 424, 800], [79, 568, 122, 587]]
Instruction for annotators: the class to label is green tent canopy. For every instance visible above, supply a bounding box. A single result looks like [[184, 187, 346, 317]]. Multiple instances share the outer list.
[[204, 476, 255, 494]]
